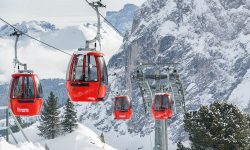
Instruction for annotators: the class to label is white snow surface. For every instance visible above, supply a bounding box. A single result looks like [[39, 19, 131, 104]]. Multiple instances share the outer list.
[[228, 69, 250, 110], [0, 139, 45, 150], [4, 122, 115, 150]]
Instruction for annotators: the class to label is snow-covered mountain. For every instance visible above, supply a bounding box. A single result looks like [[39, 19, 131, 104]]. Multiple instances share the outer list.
[[0, 21, 57, 37], [0, 123, 115, 150], [106, 4, 139, 35]]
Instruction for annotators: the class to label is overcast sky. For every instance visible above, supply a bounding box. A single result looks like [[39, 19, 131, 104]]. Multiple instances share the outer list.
[[0, 0, 145, 26]]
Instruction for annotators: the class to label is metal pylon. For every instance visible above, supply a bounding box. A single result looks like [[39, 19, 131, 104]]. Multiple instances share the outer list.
[[132, 63, 185, 150]]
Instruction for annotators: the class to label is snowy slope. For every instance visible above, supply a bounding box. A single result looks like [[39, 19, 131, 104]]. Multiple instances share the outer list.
[[228, 69, 250, 110], [9, 123, 115, 150], [0, 140, 45, 150]]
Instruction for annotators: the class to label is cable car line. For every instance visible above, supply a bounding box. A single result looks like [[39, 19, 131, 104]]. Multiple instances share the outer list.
[[0, 18, 72, 56], [100, 13, 124, 37], [85, 0, 124, 37]]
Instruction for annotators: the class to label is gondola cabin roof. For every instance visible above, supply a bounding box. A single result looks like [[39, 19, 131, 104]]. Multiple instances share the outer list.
[[73, 50, 104, 57], [12, 70, 35, 77], [12, 73, 36, 76], [155, 93, 171, 96]]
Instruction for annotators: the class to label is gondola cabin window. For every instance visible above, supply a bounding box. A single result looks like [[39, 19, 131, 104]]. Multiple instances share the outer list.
[[115, 97, 129, 111], [12, 76, 35, 99], [72, 54, 98, 82]]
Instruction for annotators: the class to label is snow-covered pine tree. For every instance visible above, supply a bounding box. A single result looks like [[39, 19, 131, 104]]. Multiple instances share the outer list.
[[38, 92, 61, 139], [62, 98, 78, 133], [184, 102, 250, 149]]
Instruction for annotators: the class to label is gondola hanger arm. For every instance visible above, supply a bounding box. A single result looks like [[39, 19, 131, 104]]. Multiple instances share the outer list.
[[10, 30, 28, 71]]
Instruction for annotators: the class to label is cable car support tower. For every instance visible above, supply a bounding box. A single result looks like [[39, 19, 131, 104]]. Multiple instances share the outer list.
[[132, 63, 186, 150], [83, 0, 106, 51]]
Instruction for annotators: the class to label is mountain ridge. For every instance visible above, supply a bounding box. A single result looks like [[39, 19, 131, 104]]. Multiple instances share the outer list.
[[106, 3, 139, 35]]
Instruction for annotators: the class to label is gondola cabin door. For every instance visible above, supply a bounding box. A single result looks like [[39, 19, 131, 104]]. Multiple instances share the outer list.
[[66, 51, 108, 102]]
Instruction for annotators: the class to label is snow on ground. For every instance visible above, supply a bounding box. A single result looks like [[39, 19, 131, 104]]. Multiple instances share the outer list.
[[7, 122, 116, 150], [0, 139, 45, 150], [73, 102, 178, 150], [228, 69, 250, 110], [82, 119, 178, 150], [45, 125, 115, 150]]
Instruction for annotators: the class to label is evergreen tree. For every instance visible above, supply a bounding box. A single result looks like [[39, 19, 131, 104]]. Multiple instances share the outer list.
[[62, 98, 78, 133], [38, 92, 61, 139], [184, 102, 250, 150]]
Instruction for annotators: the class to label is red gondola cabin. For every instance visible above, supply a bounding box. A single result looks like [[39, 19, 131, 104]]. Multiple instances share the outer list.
[[9, 73, 43, 116], [152, 93, 173, 120], [66, 51, 108, 102], [113, 96, 132, 120]]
